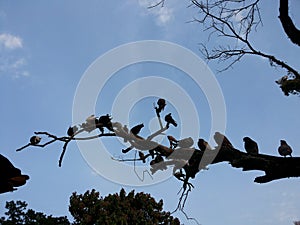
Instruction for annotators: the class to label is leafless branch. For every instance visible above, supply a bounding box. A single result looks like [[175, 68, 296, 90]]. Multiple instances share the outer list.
[[191, 0, 300, 78]]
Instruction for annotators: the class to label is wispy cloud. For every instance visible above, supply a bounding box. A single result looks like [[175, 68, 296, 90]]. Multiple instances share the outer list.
[[0, 32, 29, 78], [138, 0, 174, 26], [0, 56, 29, 78], [0, 33, 23, 50]]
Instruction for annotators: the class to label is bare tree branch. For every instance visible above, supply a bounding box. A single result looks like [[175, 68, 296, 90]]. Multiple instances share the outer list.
[[191, 0, 300, 79]]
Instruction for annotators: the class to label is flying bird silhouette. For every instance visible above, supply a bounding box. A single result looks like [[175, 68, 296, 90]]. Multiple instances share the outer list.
[[197, 139, 212, 151], [278, 140, 293, 157], [165, 113, 177, 128], [243, 137, 259, 155], [30, 136, 41, 145]]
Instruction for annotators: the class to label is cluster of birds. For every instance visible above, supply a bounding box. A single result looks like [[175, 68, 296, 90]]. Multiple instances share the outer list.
[[243, 137, 293, 157], [155, 98, 177, 128], [197, 135, 293, 158], [72, 114, 114, 135]]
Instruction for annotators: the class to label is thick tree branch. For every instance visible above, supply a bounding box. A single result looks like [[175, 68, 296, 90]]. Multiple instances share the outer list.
[[279, 0, 300, 47]]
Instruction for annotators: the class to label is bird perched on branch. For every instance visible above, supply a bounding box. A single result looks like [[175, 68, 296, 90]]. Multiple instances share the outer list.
[[275, 75, 288, 85], [278, 140, 293, 157], [213, 132, 233, 148], [30, 136, 41, 145], [130, 123, 144, 137], [81, 115, 97, 132], [197, 139, 212, 151], [97, 114, 114, 133], [178, 137, 194, 148], [155, 98, 166, 117], [165, 113, 177, 128], [138, 151, 146, 163], [67, 126, 78, 137], [243, 137, 259, 155], [167, 135, 178, 149]]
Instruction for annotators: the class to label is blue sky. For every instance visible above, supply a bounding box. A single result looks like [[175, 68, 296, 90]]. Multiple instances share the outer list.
[[1, 1, 300, 224]]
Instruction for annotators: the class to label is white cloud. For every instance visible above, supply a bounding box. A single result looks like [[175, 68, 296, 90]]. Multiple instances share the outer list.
[[138, 0, 174, 26], [155, 7, 173, 25], [0, 33, 23, 50], [0, 56, 29, 78]]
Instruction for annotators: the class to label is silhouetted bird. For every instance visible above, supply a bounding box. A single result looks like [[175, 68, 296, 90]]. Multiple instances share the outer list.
[[155, 98, 166, 116], [82, 115, 97, 132], [243, 137, 259, 155], [278, 140, 293, 157], [275, 75, 288, 85], [0, 154, 29, 194], [97, 114, 114, 133], [30, 136, 41, 145], [213, 132, 233, 148], [165, 113, 177, 128], [197, 139, 212, 151], [149, 149, 155, 158], [67, 126, 78, 137], [167, 135, 178, 149], [130, 124, 144, 136], [178, 137, 194, 148], [138, 151, 146, 163]]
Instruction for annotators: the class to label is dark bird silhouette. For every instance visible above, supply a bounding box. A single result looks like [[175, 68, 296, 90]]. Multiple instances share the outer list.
[[243, 137, 259, 155], [178, 137, 194, 148], [0, 154, 29, 194], [213, 132, 233, 148], [30, 136, 41, 145], [67, 126, 78, 137], [155, 98, 166, 117], [138, 151, 146, 163], [275, 75, 288, 85], [151, 155, 167, 170], [97, 114, 114, 133], [197, 139, 212, 151], [167, 135, 178, 149], [130, 124, 144, 136], [278, 140, 293, 157], [164, 113, 177, 128]]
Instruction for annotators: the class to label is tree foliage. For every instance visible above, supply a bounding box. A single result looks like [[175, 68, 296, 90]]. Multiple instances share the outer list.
[[69, 189, 180, 225], [0, 201, 70, 225], [0, 189, 180, 225]]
